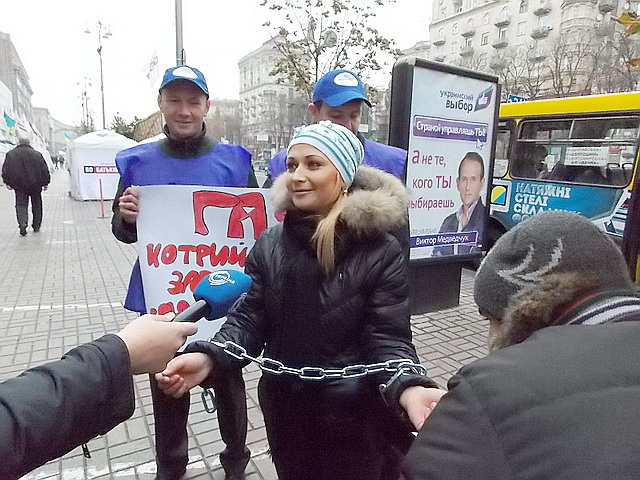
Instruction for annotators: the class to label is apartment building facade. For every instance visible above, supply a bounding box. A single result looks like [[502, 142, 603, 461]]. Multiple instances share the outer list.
[[429, 0, 640, 99]]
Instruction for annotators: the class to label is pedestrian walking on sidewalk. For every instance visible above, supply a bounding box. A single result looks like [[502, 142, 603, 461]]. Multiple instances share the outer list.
[[111, 65, 256, 480], [2, 135, 50, 236], [156, 122, 446, 480]]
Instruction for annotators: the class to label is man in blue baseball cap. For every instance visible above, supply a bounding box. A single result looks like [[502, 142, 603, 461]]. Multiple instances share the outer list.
[[111, 65, 254, 480], [264, 68, 408, 186]]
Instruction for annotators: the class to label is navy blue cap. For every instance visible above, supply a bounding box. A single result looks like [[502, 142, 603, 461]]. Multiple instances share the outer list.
[[312, 69, 371, 107], [159, 65, 209, 96]]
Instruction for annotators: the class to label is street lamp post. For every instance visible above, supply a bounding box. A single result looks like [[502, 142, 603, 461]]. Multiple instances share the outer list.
[[85, 21, 112, 130]]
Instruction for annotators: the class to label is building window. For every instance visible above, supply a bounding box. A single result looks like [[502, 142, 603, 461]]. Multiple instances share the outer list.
[[455, 1, 462, 13], [451, 41, 459, 53], [483, 12, 490, 25], [481, 32, 489, 45], [498, 27, 507, 41], [465, 37, 473, 47], [453, 23, 459, 34], [518, 21, 526, 35], [439, 28, 445, 40], [520, 0, 528, 14]]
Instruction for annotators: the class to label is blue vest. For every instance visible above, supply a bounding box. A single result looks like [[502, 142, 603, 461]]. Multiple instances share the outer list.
[[117, 141, 253, 312], [267, 139, 407, 180]]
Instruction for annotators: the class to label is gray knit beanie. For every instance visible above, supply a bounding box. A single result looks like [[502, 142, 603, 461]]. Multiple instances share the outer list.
[[474, 211, 632, 320]]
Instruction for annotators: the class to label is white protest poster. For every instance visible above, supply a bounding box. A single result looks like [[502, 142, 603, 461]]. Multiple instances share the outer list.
[[406, 65, 497, 260], [137, 185, 279, 344]]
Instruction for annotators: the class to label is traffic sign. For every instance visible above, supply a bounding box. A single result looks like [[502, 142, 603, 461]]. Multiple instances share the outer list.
[[507, 94, 529, 103]]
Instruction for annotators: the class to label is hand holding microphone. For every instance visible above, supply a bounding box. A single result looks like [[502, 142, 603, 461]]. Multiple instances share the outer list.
[[173, 269, 252, 323], [156, 269, 252, 398]]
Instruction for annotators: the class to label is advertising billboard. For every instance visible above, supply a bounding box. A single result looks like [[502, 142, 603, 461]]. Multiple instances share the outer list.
[[389, 57, 499, 262]]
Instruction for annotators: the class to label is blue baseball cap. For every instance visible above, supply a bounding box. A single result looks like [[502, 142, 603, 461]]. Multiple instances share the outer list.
[[159, 65, 209, 96], [312, 69, 371, 107]]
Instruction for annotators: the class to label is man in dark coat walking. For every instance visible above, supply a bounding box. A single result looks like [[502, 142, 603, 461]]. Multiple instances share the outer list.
[[2, 136, 50, 236]]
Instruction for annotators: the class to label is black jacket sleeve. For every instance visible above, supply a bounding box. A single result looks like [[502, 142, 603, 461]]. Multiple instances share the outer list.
[[401, 373, 509, 480], [362, 238, 438, 415], [36, 152, 50, 187], [0, 334, 135, 478], [111, 180, 138, 243]]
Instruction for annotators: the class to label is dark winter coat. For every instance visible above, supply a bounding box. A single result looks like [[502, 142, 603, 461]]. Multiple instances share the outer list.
[[187, 166, 437, 477], [2, 143, 50, 192], [0, 335, 134, 479], [402, 287, 640, 480]]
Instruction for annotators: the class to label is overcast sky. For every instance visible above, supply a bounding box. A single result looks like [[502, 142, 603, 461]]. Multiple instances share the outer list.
[[0, 0, 431, 127]]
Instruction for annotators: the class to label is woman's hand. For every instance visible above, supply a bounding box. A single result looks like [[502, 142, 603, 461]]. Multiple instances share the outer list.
[[399, 386, 447, 430], [154, 352, 214, 398]]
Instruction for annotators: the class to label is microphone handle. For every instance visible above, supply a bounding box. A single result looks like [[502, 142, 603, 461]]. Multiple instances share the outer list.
[[173, 299, 210, 322]]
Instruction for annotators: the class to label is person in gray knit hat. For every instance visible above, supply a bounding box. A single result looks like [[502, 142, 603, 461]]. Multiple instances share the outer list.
[[402, 210, 640, 480], [474, 210, 633, 350]]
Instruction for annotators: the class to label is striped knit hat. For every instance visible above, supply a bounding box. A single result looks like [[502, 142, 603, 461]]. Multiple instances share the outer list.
[[288, 121, 364, 187]]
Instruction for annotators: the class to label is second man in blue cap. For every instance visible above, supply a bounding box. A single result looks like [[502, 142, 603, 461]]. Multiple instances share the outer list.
[[265, 68, 407, 186]]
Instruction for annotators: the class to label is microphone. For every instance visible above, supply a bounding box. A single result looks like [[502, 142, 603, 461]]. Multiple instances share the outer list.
[[173, 269, 252, 322]]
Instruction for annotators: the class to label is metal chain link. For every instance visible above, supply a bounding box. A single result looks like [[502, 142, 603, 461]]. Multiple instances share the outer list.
[[208, 339, 427, 381]]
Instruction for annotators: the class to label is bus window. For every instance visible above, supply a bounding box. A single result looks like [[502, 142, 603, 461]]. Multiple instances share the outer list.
[[572, 117, 640, 140], [493, 127, 511, 178], [512, 116, 640, 187], [511, 144, 548, 179], [521, 120, 571, 141]]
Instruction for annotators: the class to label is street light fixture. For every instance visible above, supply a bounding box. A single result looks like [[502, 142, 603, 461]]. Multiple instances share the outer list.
[[84, 21, 112, 130]]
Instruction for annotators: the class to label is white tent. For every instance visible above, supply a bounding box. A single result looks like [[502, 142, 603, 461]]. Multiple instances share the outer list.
[[67, 130, 136, 201]]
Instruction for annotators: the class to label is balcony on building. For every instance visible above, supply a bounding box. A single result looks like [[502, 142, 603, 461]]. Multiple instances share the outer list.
[[528, 48, 547, 63], [492, 38, 508, 49], [598, 0, 616, 13], [460, 45, 474, 57], [530, 25, 552, 39], [461, 27, 476, 38], [494, 13, 511, 28], [534, 2, 551, 16], [434, 53, 446, 62], [433, 37, 446, 46]]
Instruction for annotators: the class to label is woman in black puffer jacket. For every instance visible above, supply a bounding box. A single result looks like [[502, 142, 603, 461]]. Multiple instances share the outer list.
[[156, 122, 444, 480]]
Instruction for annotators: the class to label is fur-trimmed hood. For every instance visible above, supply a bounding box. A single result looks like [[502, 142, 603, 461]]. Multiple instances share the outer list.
[[270, 165, 410, 236], [489, 271, 602, 351]]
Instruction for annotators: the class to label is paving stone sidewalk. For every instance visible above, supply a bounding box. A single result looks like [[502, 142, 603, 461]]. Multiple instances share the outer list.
[[0, 169, 487, 479]]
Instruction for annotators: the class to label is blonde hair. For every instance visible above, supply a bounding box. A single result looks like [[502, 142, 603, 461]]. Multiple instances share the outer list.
[[312, 170, 348, 274]]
